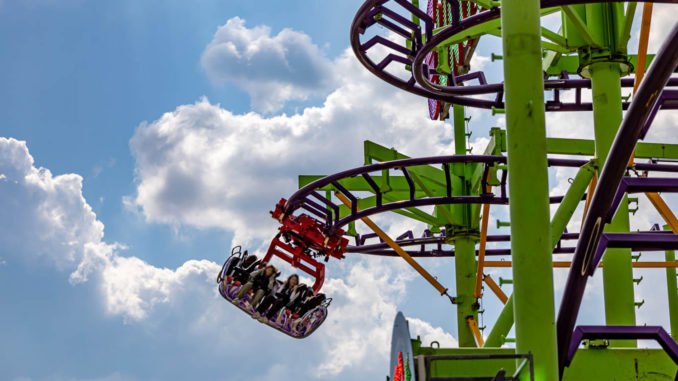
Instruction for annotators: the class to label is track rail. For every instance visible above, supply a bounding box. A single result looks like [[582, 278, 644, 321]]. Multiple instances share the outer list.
[[351, 0, 678, 111], [283, 155, 592, 235], [556, 21, 678, 375]]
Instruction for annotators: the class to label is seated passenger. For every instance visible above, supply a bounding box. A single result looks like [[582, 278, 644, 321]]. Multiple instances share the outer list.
[[285, 284, 312, 316], [296, 292, 326, 318], [253, 274, 300, 324], [233, 264, 277, 309]]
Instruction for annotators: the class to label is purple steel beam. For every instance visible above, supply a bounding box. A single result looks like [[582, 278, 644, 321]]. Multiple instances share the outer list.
[[640, 89, 678, 139], [556, 22, 678, 375], [635, 162, 678, 173], [288, 155, 678, 237], [347, 247, 577, 257], [607, 177, 678, 221], [589, 233, 678, 273], [566, 325, 678, 381], [352, 0, 678, 111]]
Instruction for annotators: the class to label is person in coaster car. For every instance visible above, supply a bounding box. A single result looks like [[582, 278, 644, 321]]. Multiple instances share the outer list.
[[233, 264, 277, 310], [253, 273, 300, 324]]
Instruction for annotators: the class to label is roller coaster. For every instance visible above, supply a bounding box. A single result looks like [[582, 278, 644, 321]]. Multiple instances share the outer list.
[[218, 0, 678, 379]]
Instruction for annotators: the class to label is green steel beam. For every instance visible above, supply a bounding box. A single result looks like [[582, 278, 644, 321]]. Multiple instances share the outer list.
[[326, 194, 439, 226], [484, 293, 514, 348], [562, 5, 598, 47], [617, 2, 637, 52], [541, 26, 568, 48], [563, 348, 678, 380], [453, 236, 479, 348], [542, 41, 573, 54], [501, 0, 559, 379], [541, 138, 678, 160], [589, 60, 637, 345], [483, 163, 594, 349], [298, 175, 441, 195], [550, 163, 596, 244], [436, 8, 559, 49], [545, 54, 656, 76], [665, 225, 678, 341], [411, 345, 677, 380], [454, 104, 466, 156]]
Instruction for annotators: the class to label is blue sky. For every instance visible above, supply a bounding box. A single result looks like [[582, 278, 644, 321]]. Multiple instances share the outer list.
[[1, 1, 677, 380]]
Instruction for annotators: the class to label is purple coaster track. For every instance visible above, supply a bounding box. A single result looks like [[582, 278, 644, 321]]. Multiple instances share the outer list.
[[282, 155, 591, 236], [283, 154, 678, 240], [347, 229, 580, 257], [351, 0, 678, 111], [556, 22, 678, 376]]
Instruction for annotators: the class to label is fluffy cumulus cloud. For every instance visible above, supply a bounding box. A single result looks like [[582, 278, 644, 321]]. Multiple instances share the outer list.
[[132, 43, 454, 243], [201, 17, 337, 113], [0, 137, 220, 322], [0, 137, 458, 378]]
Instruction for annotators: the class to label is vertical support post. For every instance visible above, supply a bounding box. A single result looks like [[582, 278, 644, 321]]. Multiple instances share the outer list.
[[483, 163, 593, 351], [501, 1, 558, 379], [454, 236, 478, 348], [589, 61, 637, 345], [453, 104, 466, 155], [451, 102, 477, 347], [665, 225, 678, 341]]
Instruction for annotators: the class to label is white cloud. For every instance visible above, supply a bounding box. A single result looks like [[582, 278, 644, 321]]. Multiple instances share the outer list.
[[132, 46, 452, 244], [0, 137, 458, 379], [0, 137, 220, 322], [201, 17, 337, 113], [647, 4, 678, 52]]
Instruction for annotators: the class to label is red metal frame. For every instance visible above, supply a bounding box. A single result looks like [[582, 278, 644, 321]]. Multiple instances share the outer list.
[[262, 199, 348, 293]]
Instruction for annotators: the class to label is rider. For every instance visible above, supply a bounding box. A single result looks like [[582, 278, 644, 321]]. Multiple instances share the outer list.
[[233, 264, 277, 309], [253, 274, 300, 324]]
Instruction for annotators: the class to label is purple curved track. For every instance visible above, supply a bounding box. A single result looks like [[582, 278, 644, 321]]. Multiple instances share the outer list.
[[351, 0, 678, 111]]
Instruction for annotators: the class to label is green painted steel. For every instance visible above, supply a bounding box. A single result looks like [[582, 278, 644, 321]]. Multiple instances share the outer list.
[[543, 138, 678, 160], [483, 163, 594, 350], [665, 225, 678, 341], [588, 60, 637, 345], [549, 163, 596, 245], [484, 293, 514, 348], [453, 105, 466, 156], [602, 195, 637, 347], [411, 343, 677, 380], [563, 348, 678, 380], [453, 236, 479, 348], [501, 0, 559, 379]]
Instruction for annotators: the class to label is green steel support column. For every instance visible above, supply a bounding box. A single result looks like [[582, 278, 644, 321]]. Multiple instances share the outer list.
[[483, 163, 593, 349], [665, 225, 678, 341], [590, 60, 637, 345], [453, 104, 466, 155], [453, 236, 478, 347], [450, 103, 477, 347], [501, 1, 558, 379], [449, 104, 467, 225]]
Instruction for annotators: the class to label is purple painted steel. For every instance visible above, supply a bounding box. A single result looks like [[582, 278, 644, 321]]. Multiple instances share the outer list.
[[347, 247, 578, 257], [351, 0, 678, 111], [589, 233, 678, 273], [635, 162, 678, 173], [288, 155, 678, 238], [284, 156, 593, 235], [640, 89, 678, 138], [557, 22, 678, 374], [608, 177, 678, 222], [566, 325, 678, 380]]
